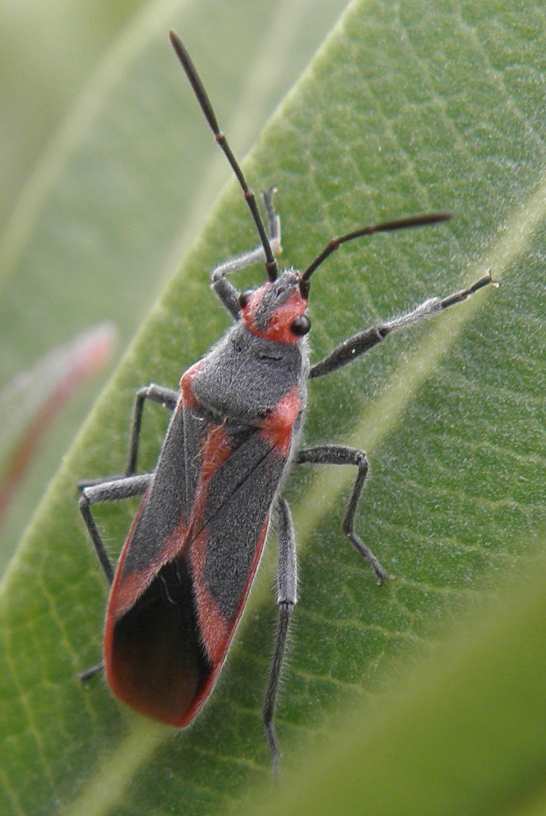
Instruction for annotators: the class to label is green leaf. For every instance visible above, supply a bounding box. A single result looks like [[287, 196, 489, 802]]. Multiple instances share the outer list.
[[0, 0, 148, 232], [0, 0, 348, 556], [0, 0, 544, 814]]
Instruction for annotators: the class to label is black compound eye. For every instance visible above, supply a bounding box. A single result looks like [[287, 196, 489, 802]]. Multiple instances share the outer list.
[[290, 314, 311, 336], [238, 289, 253, 309]]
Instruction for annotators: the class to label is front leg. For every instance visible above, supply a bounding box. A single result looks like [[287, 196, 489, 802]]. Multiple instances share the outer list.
[[310, 272, 495, 379], [211, 187, 282, 318]]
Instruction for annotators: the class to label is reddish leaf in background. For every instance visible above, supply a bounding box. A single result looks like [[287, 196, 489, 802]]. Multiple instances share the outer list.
[[0, 324, 116, 527]]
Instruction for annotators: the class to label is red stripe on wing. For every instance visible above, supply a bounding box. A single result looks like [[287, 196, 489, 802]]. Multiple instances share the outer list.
[[185, 516, 269, 723], [107, 512, 188, 621]]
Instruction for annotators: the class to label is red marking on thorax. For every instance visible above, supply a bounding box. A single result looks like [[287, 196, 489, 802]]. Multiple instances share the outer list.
[[180, 360, 203, 408], [242, 286, 307, 344], [260, 386, 301, 456]]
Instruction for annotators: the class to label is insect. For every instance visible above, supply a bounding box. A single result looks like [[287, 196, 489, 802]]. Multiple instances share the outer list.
[[78, 30, 494, 771]]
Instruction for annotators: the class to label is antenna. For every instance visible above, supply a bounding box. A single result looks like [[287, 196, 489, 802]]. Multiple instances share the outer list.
[[169, 31, 278, 282], [300, 212, 452, 295]]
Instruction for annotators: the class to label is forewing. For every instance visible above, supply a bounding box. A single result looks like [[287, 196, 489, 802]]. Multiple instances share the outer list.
[[104, 399, 290, 727], [189, 422, 287, 662]]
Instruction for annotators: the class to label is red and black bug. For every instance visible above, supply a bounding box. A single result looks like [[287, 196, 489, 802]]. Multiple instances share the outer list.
[[79, 31, 494, 770]]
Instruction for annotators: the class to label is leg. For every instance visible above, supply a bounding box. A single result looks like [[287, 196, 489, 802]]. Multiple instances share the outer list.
[[310, 272, 495, 379], [170, 32, 279, 281], [263, 498, 298, 774], [211, 188, 282, 319], [79, 473, 152, 584], [77, 384, 177, 493], [296, 445, 388, 584], [78, 472, 152, 682], [78, 662, 105, 682], [125, 384, 178, 475]]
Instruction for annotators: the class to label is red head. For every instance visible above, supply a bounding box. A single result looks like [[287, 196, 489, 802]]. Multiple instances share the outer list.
[[239, 270, 311, 344]]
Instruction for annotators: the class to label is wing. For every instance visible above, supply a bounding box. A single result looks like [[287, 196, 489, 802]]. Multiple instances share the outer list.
[[104, 374, 301, 727]]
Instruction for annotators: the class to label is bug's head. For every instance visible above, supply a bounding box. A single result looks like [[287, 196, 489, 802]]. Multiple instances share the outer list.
[[168, 31, 452, 323], [239, 269, 311, 344], [240, 213, 454, 347]]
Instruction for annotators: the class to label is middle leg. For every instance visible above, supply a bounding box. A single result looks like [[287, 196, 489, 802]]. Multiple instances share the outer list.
[[296, 445, 389, 584], [78, 383, 178, 492]]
